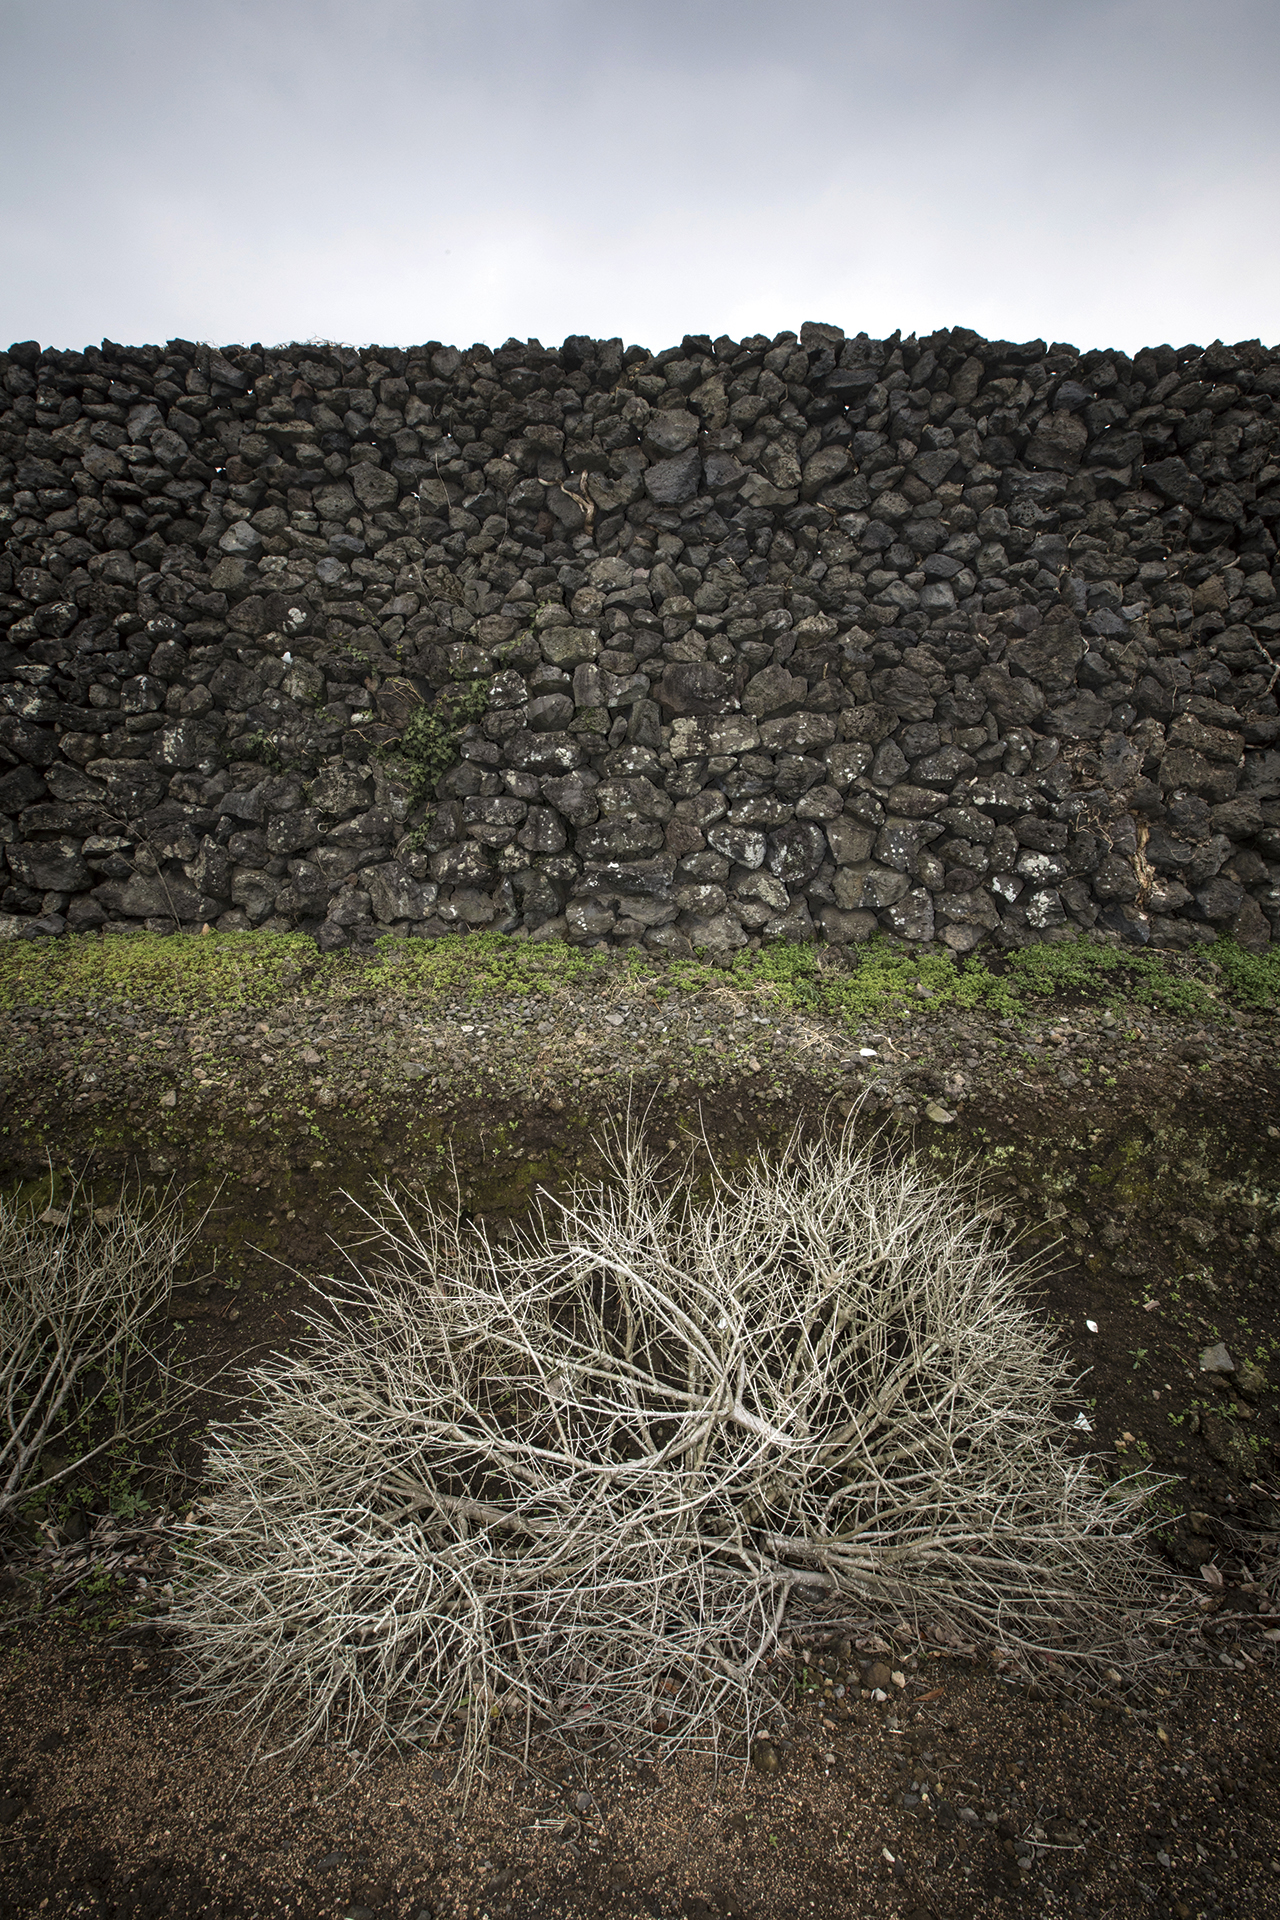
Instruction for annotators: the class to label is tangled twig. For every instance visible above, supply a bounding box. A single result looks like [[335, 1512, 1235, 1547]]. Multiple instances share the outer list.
[[0, 1176, 198, 1524], [173, 1127, 1165, 1779]]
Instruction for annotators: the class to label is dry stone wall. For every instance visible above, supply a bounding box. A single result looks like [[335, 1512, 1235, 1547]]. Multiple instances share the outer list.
[[2, 323, 1279, 955]]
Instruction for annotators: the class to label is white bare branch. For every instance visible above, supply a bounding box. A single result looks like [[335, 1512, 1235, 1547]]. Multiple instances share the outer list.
[[0, 1176, 196, 1522], [172, 1126, 1164, 1781]]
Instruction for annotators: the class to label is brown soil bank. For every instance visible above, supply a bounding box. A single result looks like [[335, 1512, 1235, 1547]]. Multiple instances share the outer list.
[[1, 929, 1278, 1920]]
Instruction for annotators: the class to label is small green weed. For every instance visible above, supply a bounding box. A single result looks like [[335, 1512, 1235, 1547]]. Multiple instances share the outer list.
[[380, 680, 492, 801], [231, 730, 283, 773]]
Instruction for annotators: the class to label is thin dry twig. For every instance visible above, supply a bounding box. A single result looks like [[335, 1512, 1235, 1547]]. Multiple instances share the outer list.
[[0, 1175, 200, 1524], [172, 1125, 1166, 1782]]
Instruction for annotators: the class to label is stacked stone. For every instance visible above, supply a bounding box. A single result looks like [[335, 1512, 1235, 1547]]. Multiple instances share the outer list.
[[1, 322, 1277, 954]]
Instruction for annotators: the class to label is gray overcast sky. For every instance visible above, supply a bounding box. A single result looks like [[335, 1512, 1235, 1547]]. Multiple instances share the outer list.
[[3, 0, 1278, 357]]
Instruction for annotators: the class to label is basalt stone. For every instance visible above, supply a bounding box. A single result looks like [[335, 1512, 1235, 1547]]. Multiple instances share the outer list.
[[681, 909, 748, 950], [541, 770, 599, 825], [910, 448, 960, 489], [227, 596, 270, 638], [871, 739, 909, 788], [429, 842, 495, 887], [5, 839, 91, 894], [763, 897, 816, 942], [364, 863, 438, 922], [654, 663, 736, 716], [597, 776, 673, 823], [800, 446, 850, 498], [955, 773, 1040, 821], [644, 409, 699, 456], [669, 714, 760, 759], [463, 794, 527, 845], [1022, 887, 1067, 930], [567, 898, 616, 942], [839, 706, 898, 748], [869, 667, 936, 721], [157, 721, 224, 773], [275, 864, 332, 919], [266, 810, 320, 864], [331, 807, 398, 857], [874, 817, 936, 871], [185, 837, 233, 901], [578, 855, 676, 899], [680, 846, 730, 882], [1044, 691, 1113, 742], [515, 805, 568, 853], [707, 822, 766, 869], [506, 728, 584, 774], [765, 821, 827, 887], [742, 666, 807, 719], [1195, 874, 1245, 922], [824, 743, 875, 787], [911, 747, 979, 789], [1231, 894, 1271, 951], [886, 784, 948, 818], [704, 451, 748, 492], [676, 882, 728, 917], [1209, 796, 1262, 839], [1024, 412, 1087, 471], [1017, 817, 1069, 853], [1169, 714, 1244, 768], [351, 464, 400, 511], [795, 783, 842, 822], [665, 816, 706, 859], [0, 717, 59, 767], [218, 520, 263, 559], [975, 665, 1045, 728], [66, 895, 109, 932], [773, 754, 825, 803], [1097, 734, 1143, 792], [1143, 457, 1205, 509], [527, 693, 576, 732], [833, 862, 909, 911], [578, 818, 666, 860], [323, 886, 375, 930], [540, 628, 599, 669], [93, 871, 214, 921], [1159, 745, 1236, 799], [824, 818, 875, 866], [728, 793, 793, 828], [934, 888, 1000, 929], [735, 869, 789, 912], [758, 711, 837, 755], [818, 903, 878, 943], [881, 886, 935, 942], [644, 450, 701, 505], [0, 764, 49, 814], [84, 758, 166, 813]]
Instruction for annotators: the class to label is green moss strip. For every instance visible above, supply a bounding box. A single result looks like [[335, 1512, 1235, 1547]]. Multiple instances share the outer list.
[[0, 927, 1275, 1025]]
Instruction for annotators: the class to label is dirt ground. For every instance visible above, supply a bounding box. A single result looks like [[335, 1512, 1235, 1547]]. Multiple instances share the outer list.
[[1, 941, 1278, 1920], [1, 1615, 1278, 1920]]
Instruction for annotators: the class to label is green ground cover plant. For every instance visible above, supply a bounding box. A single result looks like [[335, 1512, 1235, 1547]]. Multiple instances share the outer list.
[[0, 927, 1273, 1027]]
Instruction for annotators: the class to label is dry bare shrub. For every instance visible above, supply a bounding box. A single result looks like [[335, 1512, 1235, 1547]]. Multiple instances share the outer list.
[[172, 1128, 1161, 1775], [0, 1177, 194, 1524]]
